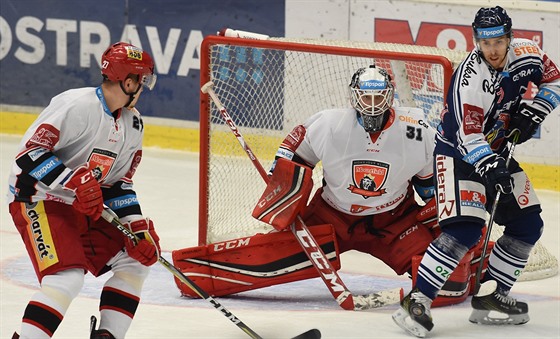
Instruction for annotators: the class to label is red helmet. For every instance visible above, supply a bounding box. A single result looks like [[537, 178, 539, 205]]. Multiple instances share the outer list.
[[101, 42, 156, 90]]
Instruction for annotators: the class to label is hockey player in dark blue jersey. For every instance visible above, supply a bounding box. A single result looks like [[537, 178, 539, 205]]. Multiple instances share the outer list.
[[393, 6, 560, 337]]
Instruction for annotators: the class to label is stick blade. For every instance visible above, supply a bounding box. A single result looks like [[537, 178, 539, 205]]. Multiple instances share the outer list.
[[291, 329, 321, 339], [353, 287, 403, 310]]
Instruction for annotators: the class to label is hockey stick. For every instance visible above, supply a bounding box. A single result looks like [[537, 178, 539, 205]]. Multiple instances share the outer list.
[[473, 131, 520, 294], [100, 208, 321, 339], [201, 81, 403, 311]]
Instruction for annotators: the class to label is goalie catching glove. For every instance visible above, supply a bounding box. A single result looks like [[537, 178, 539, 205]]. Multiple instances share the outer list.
[[252, 158, 313, 231], [125, 218, 160, 266]]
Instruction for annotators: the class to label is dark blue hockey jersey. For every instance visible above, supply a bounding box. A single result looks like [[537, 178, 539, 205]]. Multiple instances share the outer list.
[[435, 38, 560, 166]]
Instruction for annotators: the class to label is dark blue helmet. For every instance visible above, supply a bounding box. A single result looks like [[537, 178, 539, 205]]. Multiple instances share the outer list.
[[472, 6, 512, 40]]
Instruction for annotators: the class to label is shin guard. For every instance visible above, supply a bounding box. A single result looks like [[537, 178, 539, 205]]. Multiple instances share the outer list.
[[411, 249, 473, 308]]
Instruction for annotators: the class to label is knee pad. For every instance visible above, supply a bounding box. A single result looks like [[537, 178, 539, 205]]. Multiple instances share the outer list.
[[503, 211, 543, 245], [109, 252, 151, 292], [41, 268, 85, 309], [442, 221, 484, 249]]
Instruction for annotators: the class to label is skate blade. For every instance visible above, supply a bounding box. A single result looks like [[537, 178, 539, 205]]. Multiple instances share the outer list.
[[392, 308, 428, 338], [469, 309, 530, 325]]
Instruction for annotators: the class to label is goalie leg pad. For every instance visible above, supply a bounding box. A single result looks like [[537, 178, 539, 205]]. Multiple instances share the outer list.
[[171, 224, 339, 298], [252, 158, 313, 231]]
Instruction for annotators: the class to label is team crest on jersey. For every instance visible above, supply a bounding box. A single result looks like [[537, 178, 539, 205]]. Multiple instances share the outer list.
[[347, 160, 388, 198], [87, 148, 117, 182]]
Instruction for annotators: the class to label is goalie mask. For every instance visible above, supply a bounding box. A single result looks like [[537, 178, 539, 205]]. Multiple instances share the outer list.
[[472, 6, 512, 40], [349, 65, 394, 133]]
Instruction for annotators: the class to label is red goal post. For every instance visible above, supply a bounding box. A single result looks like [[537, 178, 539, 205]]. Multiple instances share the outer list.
[[198, 34, 557, 281]]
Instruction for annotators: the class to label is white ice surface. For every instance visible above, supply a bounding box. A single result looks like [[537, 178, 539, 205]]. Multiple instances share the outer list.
[[1, 134, 559, 338]]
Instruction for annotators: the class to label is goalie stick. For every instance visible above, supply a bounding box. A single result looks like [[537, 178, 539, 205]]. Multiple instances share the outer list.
[[201, 80, 403, 311], [473, 131, 520, 295], [100, 208, 321, 339]]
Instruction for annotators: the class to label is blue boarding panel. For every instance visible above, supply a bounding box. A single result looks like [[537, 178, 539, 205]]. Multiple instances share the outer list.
[[0, 0, 285, 121]]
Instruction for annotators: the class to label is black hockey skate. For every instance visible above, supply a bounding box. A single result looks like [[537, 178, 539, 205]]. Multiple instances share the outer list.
[[392, 288, 434, 338], [469, 280, 529, 325], [90, 315, 116, 339]]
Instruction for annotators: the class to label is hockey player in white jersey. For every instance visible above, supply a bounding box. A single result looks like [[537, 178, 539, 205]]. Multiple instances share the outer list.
[[175, 65, 489, 307], [254, 65, 443, 284], [8, 42, 160, 339], [393, 6, 560, 338]]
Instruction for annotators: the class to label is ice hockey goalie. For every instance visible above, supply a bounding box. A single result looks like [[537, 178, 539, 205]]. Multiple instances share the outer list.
[[172, 158, 492, 307]]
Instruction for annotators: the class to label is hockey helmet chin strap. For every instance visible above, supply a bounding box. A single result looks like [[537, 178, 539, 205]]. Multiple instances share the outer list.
[[119, 80, 143, 109]]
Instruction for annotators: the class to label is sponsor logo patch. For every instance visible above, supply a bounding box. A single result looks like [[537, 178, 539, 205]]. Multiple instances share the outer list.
[[459, 190, 486, 209], [24, 201, 59, 271]]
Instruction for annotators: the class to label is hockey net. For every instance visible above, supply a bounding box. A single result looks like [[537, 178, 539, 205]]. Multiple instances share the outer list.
[[199, 34, 557, 281]]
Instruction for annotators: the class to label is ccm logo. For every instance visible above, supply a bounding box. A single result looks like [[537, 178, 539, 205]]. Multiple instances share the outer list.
[[399, 225, 419, 240], [296, 230, 346, 292], [257, 185, 283, 207], [213, 238, 250, 251]]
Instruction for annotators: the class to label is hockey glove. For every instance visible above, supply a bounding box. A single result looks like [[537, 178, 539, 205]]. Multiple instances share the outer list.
[[63, 165, 104, 220], [506, 103, 547, 144], [416, 198, 440, 237], [125, 218, 160, 266], [474, 155, 514, 201]]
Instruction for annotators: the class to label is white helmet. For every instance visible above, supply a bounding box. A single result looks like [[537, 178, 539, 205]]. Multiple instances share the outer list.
[[349, 65, 394, 132]]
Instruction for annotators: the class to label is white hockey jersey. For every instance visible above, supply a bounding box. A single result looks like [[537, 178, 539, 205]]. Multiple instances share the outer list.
[[7, 87, 144, 213], [276, 107, 436, 216]]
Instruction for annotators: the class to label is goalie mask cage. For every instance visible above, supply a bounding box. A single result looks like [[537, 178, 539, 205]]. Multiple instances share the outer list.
[[199, 35, 557, 281]]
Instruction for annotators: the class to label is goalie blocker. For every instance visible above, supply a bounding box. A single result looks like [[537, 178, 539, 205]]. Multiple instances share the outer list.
[[252, 157, 313, 231]]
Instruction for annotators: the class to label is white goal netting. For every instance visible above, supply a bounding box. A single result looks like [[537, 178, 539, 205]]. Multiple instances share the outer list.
[[199, 34, 557, 281]]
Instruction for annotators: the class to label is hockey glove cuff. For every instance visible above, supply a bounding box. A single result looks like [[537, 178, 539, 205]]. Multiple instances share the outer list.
[[125, 218, 161, 266], [63, 165, 104, 220], [506, 103, 547, 144]]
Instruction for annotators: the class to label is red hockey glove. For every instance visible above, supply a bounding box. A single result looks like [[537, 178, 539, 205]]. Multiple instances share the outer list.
[[63, 165, 104, 220], [416, 198, 440, 237], [125, 218, 160, 266]]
